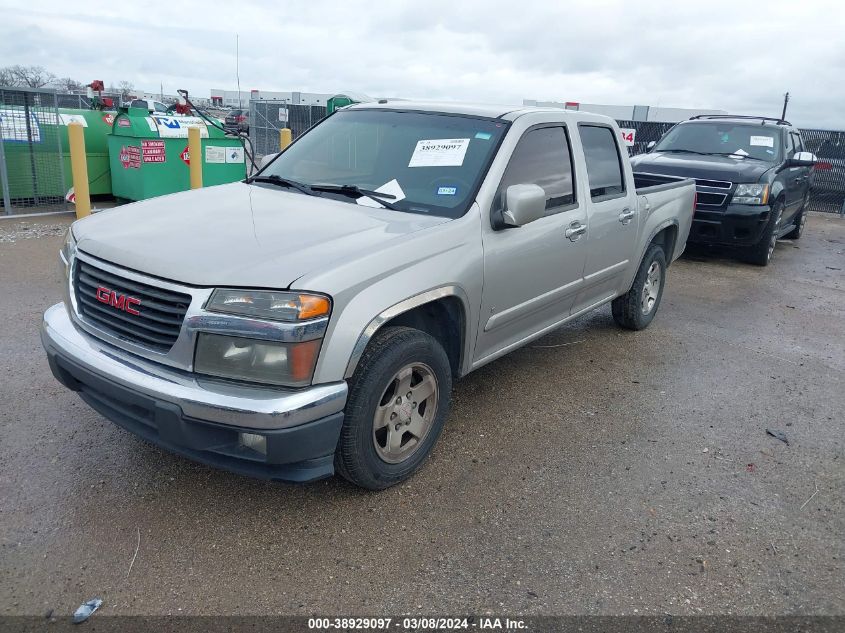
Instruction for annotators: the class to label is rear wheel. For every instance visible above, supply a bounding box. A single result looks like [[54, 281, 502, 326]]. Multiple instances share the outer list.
[[746, 200, 784, 266], [334, 326, 452, 490], [612, 243, 666, 331]]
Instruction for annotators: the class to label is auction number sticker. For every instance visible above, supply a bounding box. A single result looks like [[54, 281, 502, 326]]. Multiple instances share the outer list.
[[409, 138, 470, 167]]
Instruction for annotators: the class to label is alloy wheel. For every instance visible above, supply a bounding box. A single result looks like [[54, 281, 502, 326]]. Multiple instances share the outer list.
[[640, 261, 662, 315]]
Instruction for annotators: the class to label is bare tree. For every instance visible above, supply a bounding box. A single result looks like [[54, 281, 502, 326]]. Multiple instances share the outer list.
[[53, 76, 85, 93], [0, 66, 14, 86], [3, 65, 56, 88], [117, 81, 135, 101]]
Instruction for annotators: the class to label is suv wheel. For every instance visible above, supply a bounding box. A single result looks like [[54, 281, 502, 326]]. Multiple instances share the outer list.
[[334, 326, 452, 490], [783, 199, 808, 240], [611, 243, 666, 331], [747, 200, 784, 266]]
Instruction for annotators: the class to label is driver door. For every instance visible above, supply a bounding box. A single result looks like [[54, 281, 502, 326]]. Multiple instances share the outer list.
[[474, 125, 588, 364]]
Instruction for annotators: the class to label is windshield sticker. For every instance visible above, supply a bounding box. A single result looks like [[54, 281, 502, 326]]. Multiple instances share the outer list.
[[750, 135, 774, 147], [731, 148, 749, 158], [475, 132, 492, 140], [437, 186, 458, 196], [409, 138, 470, 167], [357, 179, 406, 208]]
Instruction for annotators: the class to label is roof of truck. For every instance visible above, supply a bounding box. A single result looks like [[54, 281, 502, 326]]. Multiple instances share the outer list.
[[346, 100, 540, 119]]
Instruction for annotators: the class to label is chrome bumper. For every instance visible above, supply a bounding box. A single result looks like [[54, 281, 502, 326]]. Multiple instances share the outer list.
[[41, 303, 348, 430]]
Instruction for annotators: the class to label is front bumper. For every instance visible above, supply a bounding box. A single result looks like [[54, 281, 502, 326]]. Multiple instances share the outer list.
[[688, 203, 772, 246], [41, 303, 347, 482]]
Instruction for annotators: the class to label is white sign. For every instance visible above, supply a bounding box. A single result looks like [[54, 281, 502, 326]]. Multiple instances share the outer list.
[[278, 108, 289, 123], [205, 146, 226, 164], [409, 138, 470, 167], [750, 135, 774, 147], [0, 108, 40, 142], [357, 179, 406, 208], [150, 116, 209, 138], [58, 113, 88, 127], [225, 146, 245, 164], [619, 128, 636, 147]]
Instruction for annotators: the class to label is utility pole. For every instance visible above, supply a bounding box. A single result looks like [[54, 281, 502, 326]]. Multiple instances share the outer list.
[[781, 92, 790, 121], [236, 34, 242, 110]]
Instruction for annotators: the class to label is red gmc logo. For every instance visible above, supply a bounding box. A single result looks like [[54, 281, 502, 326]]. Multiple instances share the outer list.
[[96, 286, 141, 315]]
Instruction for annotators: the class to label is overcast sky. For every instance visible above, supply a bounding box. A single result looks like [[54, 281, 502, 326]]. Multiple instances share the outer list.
[[2, 0, 844, 128]]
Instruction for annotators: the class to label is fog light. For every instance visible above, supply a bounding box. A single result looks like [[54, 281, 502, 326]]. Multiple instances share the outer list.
[[240, 432, 267, 455]]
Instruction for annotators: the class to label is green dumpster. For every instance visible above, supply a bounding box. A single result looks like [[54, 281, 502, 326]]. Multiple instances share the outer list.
[[0, 107, 114, 199], [108, 107, 246, 201]]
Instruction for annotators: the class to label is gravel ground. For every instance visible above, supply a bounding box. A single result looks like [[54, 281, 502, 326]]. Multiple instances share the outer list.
[[0, 212, 842, 617]]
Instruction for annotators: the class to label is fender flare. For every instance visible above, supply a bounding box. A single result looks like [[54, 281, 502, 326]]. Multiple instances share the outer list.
[[343, 285, 472, 379]]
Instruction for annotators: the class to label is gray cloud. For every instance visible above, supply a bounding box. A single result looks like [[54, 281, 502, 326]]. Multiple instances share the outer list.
[[1, 0, 843, 128]]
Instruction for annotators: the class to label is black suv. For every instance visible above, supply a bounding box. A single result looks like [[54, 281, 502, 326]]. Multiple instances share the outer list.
[[224, 109, 249, 135], [630, 115, 815, 265]]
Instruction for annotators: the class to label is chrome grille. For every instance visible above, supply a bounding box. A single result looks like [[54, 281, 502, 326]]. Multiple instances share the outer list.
[[73, 260, 191, 353], [695, 179, 733, 209]]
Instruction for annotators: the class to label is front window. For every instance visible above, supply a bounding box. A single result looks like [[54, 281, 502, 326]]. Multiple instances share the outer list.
[[655, 122, 782, 161], [260, 109, 508, 217]]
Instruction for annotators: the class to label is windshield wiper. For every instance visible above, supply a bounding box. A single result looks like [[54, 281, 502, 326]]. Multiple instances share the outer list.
[[658, 149, 713, 156], [710, 152, 766, 161], [249, 174, 318, 196], [308, 184, 401, 210]]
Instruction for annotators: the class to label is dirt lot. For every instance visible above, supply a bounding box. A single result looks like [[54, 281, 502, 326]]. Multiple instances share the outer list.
[[0, 212, 843, 617]]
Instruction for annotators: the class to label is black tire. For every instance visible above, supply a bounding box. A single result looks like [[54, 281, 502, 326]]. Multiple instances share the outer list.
[[334, 326, 452, 490], [783, 196, 808, 240], [611, 243, 667, 331], [746, 200, 784, 266]]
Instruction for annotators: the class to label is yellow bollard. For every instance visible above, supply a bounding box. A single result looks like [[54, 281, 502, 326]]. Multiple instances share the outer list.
[[280, 128, 292, 150], [67, 122, 91, 219], [188, 126, 203, 189]]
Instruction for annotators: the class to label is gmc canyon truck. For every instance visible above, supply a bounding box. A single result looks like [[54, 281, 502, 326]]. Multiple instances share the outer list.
[[42, 102, 695, 490], [631, 115, 816, 265]]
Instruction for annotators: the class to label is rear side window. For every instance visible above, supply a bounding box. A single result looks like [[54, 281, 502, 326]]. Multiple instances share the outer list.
[[791, 132, 804, 153], [580, 125, 625, 199], [496, 126, 575, 216]]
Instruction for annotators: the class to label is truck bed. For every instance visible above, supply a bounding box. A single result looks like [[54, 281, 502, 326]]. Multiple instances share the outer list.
[[633, 171, 695, 194]]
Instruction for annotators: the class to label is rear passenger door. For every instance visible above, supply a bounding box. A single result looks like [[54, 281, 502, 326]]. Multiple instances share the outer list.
[[572, 124, 638, 314]]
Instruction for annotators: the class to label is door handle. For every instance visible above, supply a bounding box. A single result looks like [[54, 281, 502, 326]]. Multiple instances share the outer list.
[[619, 208, 636, 224], [565, 222, 587, 241]]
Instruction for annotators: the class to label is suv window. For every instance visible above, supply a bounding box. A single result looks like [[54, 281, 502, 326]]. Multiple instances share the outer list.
[[580, 125, 625, 199], [153, 102, 167, 113], [791, 132, 804, 153], [130, 100, 145, 109], [495, 126, 575, 216], [786, 133, 796, 158]]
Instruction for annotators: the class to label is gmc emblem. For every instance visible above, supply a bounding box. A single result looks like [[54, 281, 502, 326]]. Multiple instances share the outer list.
[[96, 286, 141, 315]]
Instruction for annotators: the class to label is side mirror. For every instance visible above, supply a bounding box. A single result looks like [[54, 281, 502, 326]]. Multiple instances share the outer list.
[[646, 141, 656, 151], [789, 151, 817, 167], [502, 184, 546, 227], [259, 153, 280, 170]]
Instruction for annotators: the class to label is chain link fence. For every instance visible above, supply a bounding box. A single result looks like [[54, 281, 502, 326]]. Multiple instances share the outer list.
[[55, 92, 122, 110], [0, 86, 68, 214], [248, 100, 327, 157], [619, 119, 845, 214]]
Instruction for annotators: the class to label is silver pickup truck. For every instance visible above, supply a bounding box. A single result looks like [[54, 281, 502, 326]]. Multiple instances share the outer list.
[[42, 102, 695, 489]]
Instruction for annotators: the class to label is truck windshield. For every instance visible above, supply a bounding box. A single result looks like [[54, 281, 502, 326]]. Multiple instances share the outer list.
[[260, 109, 508, 217], [655, 122, 781, 161]]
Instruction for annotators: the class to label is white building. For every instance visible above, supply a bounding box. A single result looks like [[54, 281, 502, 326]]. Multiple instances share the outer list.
[[523, 99, 727, 122], [210, 89, 334, 108]]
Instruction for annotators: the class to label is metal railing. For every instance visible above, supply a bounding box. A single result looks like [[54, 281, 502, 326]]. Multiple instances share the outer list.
[[248, 100, 328, 157], [0, 86, 68, 215]]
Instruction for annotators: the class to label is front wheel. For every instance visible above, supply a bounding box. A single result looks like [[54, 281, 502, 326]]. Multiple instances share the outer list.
[[612, 243, 667, 331], [746, 200, 784, 266], [334, 326, 452, 490]]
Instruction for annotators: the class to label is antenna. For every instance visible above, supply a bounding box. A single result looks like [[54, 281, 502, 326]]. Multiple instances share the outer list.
[[781, 92, 790, 121], [236, 33, 242, 110]]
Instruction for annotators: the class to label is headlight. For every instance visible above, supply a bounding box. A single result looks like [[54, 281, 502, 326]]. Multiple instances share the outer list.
[[205, 289, 330, 322], [60, 228, 77, 267], [194, 333, 321, 387], [732, 183, 769, 205]]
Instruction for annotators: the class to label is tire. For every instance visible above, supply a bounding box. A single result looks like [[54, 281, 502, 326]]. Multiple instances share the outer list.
[[783, 196, 808, 240], [746, 200, 784, 266], [334, 326, 452, 490], [611, 243, 667, 331]]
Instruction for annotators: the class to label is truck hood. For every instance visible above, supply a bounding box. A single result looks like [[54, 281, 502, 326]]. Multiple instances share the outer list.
[[73, 182, 450, 288], [630, 152, 774, 182]]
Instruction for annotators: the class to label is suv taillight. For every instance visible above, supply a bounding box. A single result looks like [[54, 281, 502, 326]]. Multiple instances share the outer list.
[[814, 161, 832, 171], [236, 115, 246, 122]]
